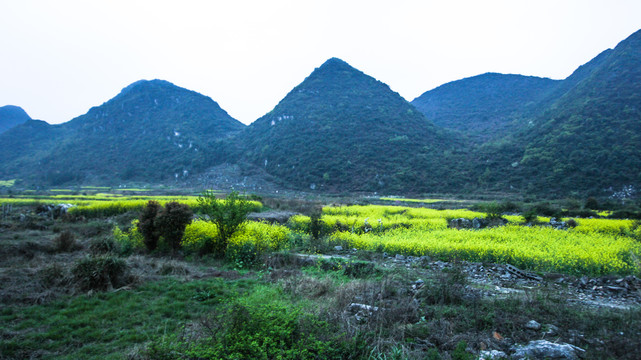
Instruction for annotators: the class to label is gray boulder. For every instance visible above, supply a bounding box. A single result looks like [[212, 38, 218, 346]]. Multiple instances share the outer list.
[[511, 340, 585, 359]]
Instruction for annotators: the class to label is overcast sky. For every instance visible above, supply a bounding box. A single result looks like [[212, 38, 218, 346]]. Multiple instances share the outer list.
[[1, 0, 640, 125]]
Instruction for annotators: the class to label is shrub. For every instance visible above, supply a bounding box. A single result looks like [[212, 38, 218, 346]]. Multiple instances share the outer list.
[[585, 197, 599, 210], [181, 219, 219, 255], [112, 219, 145, 255], [72, 255, 127, 291], [522, 209, 538, 223], [531, 202, 562, 218], [155, 201, 193, 251], [89, 236, 118, 254], [226, 242, 261, 269], [138, 200, 162, 251], [196, 191, 254, 257], [480, 202, 503, 220]]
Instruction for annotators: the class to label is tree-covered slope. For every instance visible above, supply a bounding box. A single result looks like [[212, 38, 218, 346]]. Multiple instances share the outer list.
[[0, 120, 65, 180], [0, 80, 245, 185], [411, 73, 560, 141], [0, 105, 31, 134], [239, 58, 469, 193], [472, 29, 641, 196], [516, 29, 641, 195]]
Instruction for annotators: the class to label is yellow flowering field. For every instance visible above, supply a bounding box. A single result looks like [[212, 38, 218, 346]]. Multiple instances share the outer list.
[[318, 205, 640, 276]]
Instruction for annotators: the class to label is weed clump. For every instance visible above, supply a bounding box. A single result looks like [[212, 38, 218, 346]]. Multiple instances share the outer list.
[[71, 255, 127, 291], [53, 230, 79, 252]]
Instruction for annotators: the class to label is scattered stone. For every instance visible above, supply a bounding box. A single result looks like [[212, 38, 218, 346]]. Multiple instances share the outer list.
[[477, 350, 507, 359], [511, 340, 585, 360], [525, 320, 542, 331], [505, 264, 543, 281], [544, 324, 559, 336], [347, 303, 379, 322], [334, 245, 343, 251], [449, 218, 472, 229], [246, 211, 297, 224], [472, 217, 486, 229], [395, 254, 405, 261], [413, 279, 424, 290], [36, 203, 74, 219], [549, 218, 568, 230]]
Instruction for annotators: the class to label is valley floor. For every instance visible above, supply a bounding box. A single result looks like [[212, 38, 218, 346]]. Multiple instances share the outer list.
[[1, 208, 640, 360]]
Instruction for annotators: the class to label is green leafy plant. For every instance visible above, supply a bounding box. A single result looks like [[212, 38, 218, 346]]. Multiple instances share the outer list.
[[155, 201, 193, 251], [196, 191, 254, 257], [138, 200, 162, 251]]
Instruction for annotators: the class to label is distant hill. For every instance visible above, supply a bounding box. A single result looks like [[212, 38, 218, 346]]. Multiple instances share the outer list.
[[0, 80, 244, 185], [0, 105, 31, 134], [239, 58, 469, 193], [411, 73, 559, 141]]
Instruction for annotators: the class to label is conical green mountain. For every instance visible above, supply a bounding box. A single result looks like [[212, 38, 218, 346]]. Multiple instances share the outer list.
[[240, 58, 467, 193], [0, 80, 244, 185], [0, 105, 31, 134]]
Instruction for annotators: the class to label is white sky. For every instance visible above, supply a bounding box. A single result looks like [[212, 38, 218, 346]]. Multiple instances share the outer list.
[[1, 0, 640, 125]]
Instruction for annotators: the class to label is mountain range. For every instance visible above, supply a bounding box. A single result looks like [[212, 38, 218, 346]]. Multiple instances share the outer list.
[[1, 28, 640, 197]]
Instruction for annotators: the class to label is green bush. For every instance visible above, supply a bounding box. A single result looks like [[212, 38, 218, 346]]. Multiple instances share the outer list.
[[155, 201, 193, 251], [138, 200, 162, 251], [585, 197, 599, 210], [531, 202, 562, 218], [522, 209, 538, 223], [196, 191, 254, 257], [226, 242, 261, 269], [479, 201, 503, 220], [112, 219, 145, 254], [72, 255, 127, 291]]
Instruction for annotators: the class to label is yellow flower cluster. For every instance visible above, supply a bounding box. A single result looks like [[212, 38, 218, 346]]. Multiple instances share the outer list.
[[182, 220, 290, 253], [324, 205, 640, 276]]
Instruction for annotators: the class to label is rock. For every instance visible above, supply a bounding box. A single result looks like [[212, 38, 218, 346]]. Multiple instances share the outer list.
[[395, 254, 405, 261], [549, 218, 568, 230], [334, 245, 343, 251], [544, 324, 560, 336], [478, 350, 507, 359], [246, 211, 297, 224], [347, 303, 379, 322], [449, 218, 472, 229], [525, 320, 542, 330], [511, 340, 585, 359], [472, 217, 486, 229], [413, 279, 425, 290], [36, 203, 74, 219]]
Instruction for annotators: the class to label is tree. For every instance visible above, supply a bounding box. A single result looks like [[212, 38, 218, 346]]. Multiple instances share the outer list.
[[155, 201, 193, 251], [138, 200, 162, 251], [197, 191, 254, 256]]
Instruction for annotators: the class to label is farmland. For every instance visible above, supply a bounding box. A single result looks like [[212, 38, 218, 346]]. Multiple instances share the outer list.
[[1, 192, 640, 359]]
